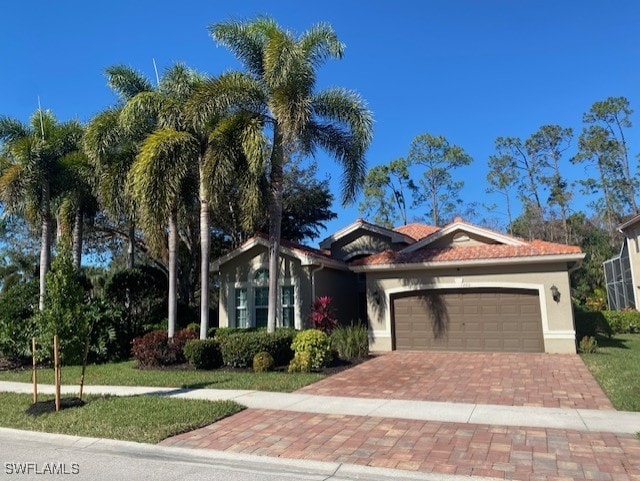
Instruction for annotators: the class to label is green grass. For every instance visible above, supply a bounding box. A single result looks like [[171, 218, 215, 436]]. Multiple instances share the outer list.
[[581, 333, 640, 411], [0, 360, 324, 392], [0, 392, 243, 443]]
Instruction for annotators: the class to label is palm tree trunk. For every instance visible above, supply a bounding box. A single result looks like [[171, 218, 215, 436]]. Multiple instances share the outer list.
[[267, 128, 285, 334], [199, 169, 210, 340], [72, 208, 83, 269], [168, 209, 178, 339], [127, 223, 136, 269], [39, 184, 51, 311]]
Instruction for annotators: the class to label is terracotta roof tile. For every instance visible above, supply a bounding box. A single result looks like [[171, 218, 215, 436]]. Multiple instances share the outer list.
[[351, 242, 583, 267], [253, 233, 337, 261], [393, 223, 441, 241]]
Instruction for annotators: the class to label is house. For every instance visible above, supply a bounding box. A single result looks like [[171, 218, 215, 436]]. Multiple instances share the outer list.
[[604, 214, 640, 310], [213, 218, 584, 354]]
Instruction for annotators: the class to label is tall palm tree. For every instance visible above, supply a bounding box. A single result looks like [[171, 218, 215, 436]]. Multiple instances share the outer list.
[[84, 65, 154, 269], [0, 110, 83, 310], [194, 17, 373, 332], [124, 63, 265, 338]]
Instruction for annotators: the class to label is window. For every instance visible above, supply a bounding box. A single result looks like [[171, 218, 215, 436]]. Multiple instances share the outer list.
[[235, 288, 248, 328], [255, 287, 269, 328], [282, 285, 294, 328], [232, 267, 297, 328]]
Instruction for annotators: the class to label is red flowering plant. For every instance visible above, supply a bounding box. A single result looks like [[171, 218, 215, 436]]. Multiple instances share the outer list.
[[309, 296, 338, 333]]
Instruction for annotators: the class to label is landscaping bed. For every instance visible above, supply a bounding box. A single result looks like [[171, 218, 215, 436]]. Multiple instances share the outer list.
[[581, 333, 640, 412], [0, 392, 243, 443]]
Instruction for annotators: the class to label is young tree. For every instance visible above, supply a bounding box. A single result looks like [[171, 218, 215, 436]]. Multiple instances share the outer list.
[[408, 133, 472, 226], [359, 157, 416, 228], [198, 17, 373, 333]]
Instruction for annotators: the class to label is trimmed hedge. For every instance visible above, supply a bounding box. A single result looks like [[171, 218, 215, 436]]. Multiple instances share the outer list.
[[291, 329, 331, 370], [183, 339, 223, 369], [217, 329, 296, 368], [574, 306, 640, 339], [130, 329, 197, 368]]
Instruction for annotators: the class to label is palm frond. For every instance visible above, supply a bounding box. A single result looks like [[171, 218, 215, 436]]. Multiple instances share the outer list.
[[0, 117, 31, 144], [128, 129, 198, 245], [84, 109, 125, 164], [105, 65, 154, 101], [159, 63, 199, 103], [300, 22, 344, 66], [185, 73, 268, 128], [209, 18, 270, 76], [119, 91, 165, 134]]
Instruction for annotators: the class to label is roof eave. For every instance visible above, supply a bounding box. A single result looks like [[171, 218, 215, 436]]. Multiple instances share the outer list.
[[350, 253, 586, 272]]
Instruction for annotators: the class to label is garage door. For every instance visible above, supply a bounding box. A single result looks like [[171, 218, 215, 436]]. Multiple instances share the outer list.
[[392, 288, 544, 352]]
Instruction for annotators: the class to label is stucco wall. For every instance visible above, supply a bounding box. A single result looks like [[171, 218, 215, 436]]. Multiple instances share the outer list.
[[624, 230, 640, 308], [314, 268, 359, 324], [363, 262, 576, 353]]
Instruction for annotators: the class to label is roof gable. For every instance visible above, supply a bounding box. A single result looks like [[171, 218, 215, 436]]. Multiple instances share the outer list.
[[401, 219, 526, 254], [318, 218, 414, 249]]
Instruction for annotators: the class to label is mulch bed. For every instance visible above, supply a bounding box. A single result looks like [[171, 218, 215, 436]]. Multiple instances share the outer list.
[[26, 397, 86, 416]]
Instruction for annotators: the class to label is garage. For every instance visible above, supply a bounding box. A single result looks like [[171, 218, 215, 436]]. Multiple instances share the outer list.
[[392, 288, 544, 352]]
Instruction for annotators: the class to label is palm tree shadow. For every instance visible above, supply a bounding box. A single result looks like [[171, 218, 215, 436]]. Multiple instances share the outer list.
[[418, 292, 450, 339]]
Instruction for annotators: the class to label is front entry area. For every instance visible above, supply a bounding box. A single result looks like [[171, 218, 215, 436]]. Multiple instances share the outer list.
[[392, 288, 544, 352]]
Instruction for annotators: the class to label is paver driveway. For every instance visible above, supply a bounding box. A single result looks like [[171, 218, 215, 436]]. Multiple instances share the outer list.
[[298, 351, 614, 410]]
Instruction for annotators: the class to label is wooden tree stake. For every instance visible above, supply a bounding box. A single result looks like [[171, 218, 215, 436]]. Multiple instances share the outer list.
[[53, 335, 60, 412], [32, 338, 37, 404]]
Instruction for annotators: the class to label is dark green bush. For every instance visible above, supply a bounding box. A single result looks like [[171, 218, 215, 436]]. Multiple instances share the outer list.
[[0, 279, 39, 360], [130, 329, 197, 368], [574, 306, 612, 339], [217, 329, 296, 368], [183, 339, 222, 369], [253, 351, 275, 372], [330, 323, 369, 360]]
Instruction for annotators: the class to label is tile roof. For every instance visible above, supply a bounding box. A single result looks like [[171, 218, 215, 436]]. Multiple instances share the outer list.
[[351, 240, 583, 266], [393, 223, 441, 241]]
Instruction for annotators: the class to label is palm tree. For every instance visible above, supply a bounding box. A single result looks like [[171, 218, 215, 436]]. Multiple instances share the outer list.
[[195, 17, 373, 332], [84, 65, 155, 269], [124, 63, 265, 338], [0, 110, 83, 310]]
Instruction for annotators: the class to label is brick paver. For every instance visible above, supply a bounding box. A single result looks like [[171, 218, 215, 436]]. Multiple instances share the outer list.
[[162, 409, 640, 481], [298, 352, 614, 410]]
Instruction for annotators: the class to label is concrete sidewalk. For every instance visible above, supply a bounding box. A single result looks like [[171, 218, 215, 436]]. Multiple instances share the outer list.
[[1, 380, 639, 435]]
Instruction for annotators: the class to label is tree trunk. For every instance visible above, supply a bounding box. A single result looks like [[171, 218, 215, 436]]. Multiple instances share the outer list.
[[72, 208, 83, 269], [168, 209, 178, 339], [267, 127, 285, 334], [199, 167, 210, 340], [505, 187, 513, 235], [127, 223, 136, 269], [38, 184, 51, 311]]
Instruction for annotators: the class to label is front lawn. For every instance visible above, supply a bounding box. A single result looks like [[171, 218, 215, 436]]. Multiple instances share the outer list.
[[0, 360, 324, 392], [581, 333, 640, 411], [0, 392, 243, 443]]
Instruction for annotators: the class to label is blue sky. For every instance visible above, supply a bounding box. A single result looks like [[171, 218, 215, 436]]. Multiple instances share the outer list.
[[2, 1, 639, 242]]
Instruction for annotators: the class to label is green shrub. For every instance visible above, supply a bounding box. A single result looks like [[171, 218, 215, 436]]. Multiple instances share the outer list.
[[253, 351, 275, 372], [291, 329, 331, 370], [579, 336, 598, 353], [601, 310, 640, 334], [186, 323, 200, 333], [288, 351, 311, 372], [574, 305, 612, 339], [217, 329, 296, 368], [183, 339, 222, 369], [0, 279, 39, 361], [330, 323, 369, 360], [130, 328, 197, 368]]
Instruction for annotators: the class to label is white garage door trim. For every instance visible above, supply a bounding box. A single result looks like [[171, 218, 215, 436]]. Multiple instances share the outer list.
[[370, 281, 575, 347]]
